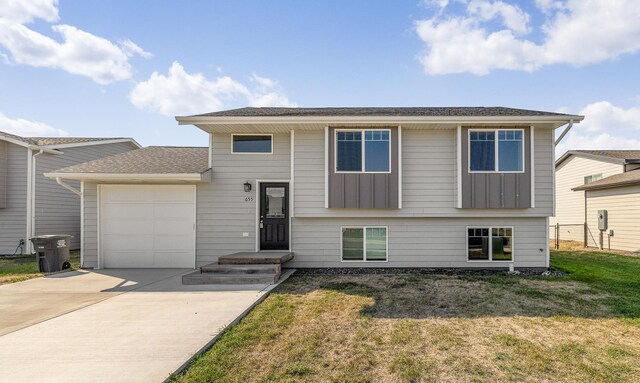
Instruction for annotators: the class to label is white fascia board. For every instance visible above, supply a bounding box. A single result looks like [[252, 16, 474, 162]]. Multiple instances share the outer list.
[[40, 138, 142, 150], [44, 172, 206, 182], [177, 115, 584, 126]]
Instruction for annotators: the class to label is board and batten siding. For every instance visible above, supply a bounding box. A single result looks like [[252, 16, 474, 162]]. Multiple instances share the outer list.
[[290, 217, 547, 268], [195, 133, 291, 266], [550, 156, 622, 243], [460, 126, 531, 208], [293, 126, 554, 217], [35, 142, 138, 249], [327, 127, 399, 208], [585, 185, 640, 251], [0, 143, 28, 254]]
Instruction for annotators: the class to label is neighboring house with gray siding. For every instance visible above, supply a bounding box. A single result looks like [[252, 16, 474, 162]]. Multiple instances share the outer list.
[[46, 107, 582, 270], [0, 131, 140, 255], [552, 150, 640, 251]]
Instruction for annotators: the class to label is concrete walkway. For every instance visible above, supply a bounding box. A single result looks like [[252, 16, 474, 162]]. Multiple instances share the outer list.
[[0, 269, 291, 382]]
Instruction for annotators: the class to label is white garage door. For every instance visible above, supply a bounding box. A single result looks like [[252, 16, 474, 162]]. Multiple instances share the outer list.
[[100, 185, 196, 268]]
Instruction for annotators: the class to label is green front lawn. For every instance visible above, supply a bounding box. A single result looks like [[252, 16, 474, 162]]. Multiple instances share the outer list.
[[172, 250, 640, 383], [0, 250, 80, 284]]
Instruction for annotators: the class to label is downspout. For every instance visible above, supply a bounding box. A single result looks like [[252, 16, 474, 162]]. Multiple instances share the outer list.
[[31, 150, 44, 245], [55, 177, 82, 196]]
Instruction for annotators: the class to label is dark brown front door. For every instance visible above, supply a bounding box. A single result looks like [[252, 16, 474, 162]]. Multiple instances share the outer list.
[[259, 183, 289, 250]]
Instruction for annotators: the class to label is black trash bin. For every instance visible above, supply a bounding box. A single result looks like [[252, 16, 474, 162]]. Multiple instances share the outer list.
[[30, 235, 73, 272]]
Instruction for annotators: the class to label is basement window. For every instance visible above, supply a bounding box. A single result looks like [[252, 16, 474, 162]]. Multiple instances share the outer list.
[[341, 227, 388, 262], [467, 227, 513, 262]]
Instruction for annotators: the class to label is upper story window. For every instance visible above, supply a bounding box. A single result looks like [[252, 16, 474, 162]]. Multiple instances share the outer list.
[[232, 134, 272, 154], [336, 129, 390, 173], [584, 174, 602, 184], [469, 129, 524, 173]]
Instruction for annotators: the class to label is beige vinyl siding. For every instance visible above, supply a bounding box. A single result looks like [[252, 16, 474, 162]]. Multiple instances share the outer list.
[[195, 133, 291, 266], [293, 126, 554, 217], [34, 142, 137, 249], [585, 185, 640, 251], [290, 217, 546, 268], [551, 156, 622, 242], [0, 143, 28, 254]]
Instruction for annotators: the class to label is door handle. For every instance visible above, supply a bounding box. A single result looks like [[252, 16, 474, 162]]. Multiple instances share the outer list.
[[259, 217, 264, 229]]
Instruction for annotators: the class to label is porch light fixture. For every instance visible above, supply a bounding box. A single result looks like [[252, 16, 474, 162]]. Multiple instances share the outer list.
[[243, 181, 252, 192]]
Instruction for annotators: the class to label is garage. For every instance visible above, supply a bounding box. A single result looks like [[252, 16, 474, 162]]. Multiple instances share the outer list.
[[99, 185, 196, 268]]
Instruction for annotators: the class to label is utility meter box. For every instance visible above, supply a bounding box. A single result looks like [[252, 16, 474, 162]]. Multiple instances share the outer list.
[[598, 210, 608, 230]]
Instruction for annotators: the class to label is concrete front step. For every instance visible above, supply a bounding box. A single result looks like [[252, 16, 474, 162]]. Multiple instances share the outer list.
[[218, 251, 294, 265], [200, 263, 281, 274], [182, 271, 280, 285]]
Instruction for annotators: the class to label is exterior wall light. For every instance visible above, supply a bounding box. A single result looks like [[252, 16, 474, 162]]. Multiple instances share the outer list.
[[244, 181, 252, 192]]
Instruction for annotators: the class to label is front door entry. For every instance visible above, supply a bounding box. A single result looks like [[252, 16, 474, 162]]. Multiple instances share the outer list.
[[259, 182, 289, 250]]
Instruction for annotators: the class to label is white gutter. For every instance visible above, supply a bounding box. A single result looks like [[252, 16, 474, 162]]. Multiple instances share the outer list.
[[177, 115, 584, 126], [45, 172, 207, 182], [554, 120, 574, 146], [55, 177, 82, 196]]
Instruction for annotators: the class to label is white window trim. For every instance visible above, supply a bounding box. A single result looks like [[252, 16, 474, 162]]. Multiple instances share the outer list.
[[465, 226, 515, 263], [468, 128, 526, 174], [231, 134, 273, 154], [334, 128, 392, 174], [340, 226, 389, 263]]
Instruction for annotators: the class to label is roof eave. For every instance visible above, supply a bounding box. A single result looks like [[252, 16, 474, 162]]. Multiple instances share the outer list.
[[556, 150, 627, 168], [176, 114, 584, 127], [573, 180, 640, 191], [44, 172, 209, 183], [0, 135, 62, 154], [39, 138, 142, 150]]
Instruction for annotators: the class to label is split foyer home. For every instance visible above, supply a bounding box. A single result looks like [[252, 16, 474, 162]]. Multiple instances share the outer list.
[[45, 107, 583, 271], [551, 150, 640, 251], [0, 131, 140, 255]]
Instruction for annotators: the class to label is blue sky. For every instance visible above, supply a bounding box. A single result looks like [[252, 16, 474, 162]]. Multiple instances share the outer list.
[[0, 0, 639, 155]]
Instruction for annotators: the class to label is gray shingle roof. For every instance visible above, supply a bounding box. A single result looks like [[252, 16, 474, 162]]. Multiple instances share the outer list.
[[557, 150, 640, 167], [573, 169, 640, 191], [0, 130, 134, 147], [190, 107, 579, 118], [30, 137, 130, 146], [568, 150, 640, 161], [51, 146, 209, 174]]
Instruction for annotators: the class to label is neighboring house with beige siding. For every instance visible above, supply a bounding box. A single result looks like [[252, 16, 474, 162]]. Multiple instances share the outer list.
[[46, 107, 582, 272], [0, 131, 140, 255], [570, 157, 640, 252]]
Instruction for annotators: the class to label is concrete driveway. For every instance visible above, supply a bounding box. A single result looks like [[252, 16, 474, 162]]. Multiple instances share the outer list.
[[0, 269, 291, 382]]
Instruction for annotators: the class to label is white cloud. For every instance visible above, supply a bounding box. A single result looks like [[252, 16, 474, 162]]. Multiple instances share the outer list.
[[250, 73, 278, 90], [120, 39, 153, 59], [555, 101, 640, 156], [0, 112, 67, 136], [467, 0, 530, 34], [0, 0, 150, 84], [0, 0, 59, 24], [129, 62, 296, 116], [416, 0, 640, 75]]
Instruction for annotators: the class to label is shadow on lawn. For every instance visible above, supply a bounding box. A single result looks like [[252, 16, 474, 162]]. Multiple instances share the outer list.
[[278, 273, 622, 320]]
